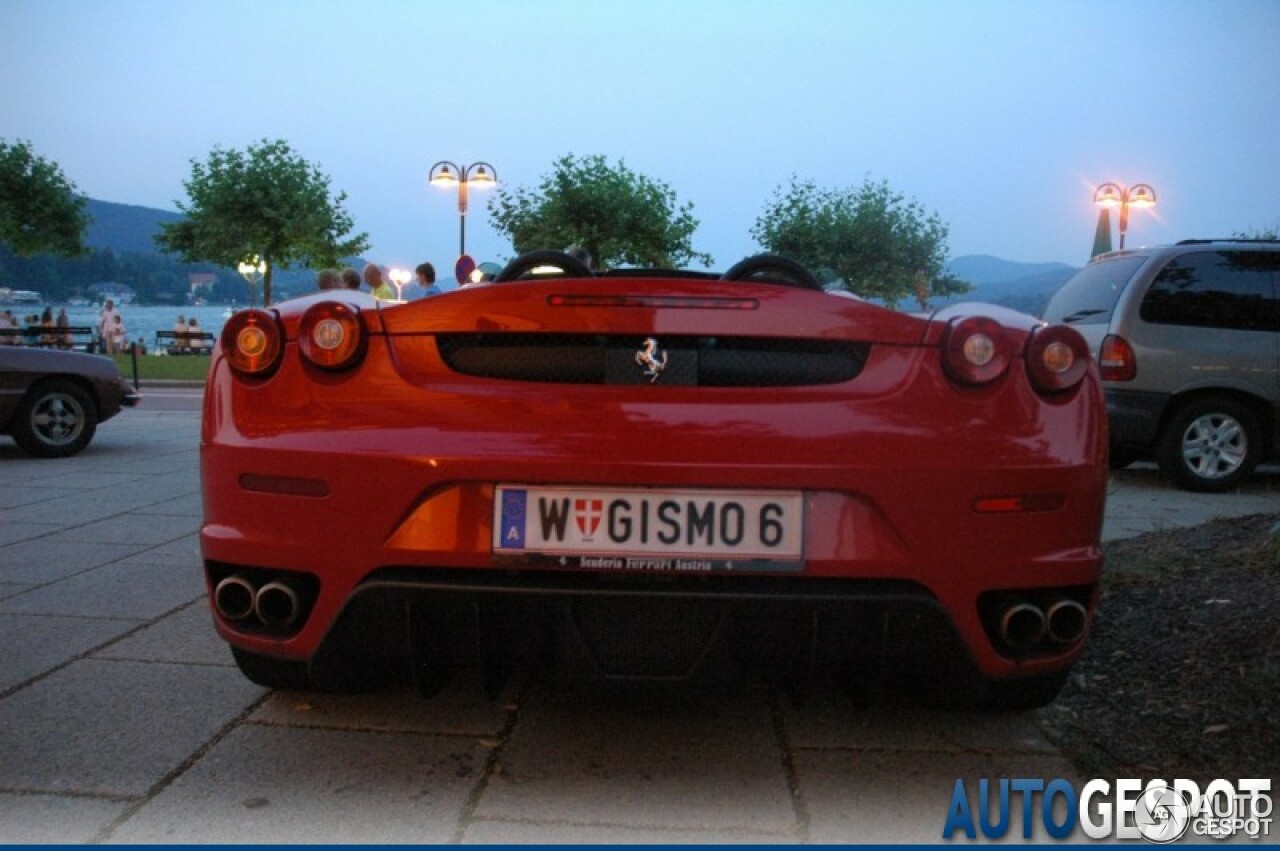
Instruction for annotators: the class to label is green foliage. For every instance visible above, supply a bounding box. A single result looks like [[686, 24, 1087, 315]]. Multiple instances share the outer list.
[[1234, 225, 1279, 240], [156, 139, 368, 304], [0, 139, 88, 257], [488, 154, 712, 269], [751, 176, 969, 308]]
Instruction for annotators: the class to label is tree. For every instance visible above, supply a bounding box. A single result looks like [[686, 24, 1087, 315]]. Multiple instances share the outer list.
[[751, 176, 969, 308], [1234, 225, 1279, 240], [156, 139, 368, 305], [0, 139, 88, 257], [488, 153, 712, 269]]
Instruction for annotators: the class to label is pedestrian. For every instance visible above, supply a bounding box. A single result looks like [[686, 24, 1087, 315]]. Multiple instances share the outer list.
[[363, 263, 395, 300], [98, 299, 120, 353], [341, 267, 361, 290], [110, 314, 127, 354], [414, 262, 439, 297], [317, 269, 343, 290]]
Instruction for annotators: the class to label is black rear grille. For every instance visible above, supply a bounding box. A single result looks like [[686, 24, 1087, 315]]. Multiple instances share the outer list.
[[434, 334, 870, 387]]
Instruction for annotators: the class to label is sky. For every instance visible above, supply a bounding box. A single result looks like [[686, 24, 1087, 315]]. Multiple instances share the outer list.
[[2, 0, 1279, 278]]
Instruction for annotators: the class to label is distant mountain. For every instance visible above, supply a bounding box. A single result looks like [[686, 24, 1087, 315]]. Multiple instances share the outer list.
[[941, 254, 1081, 317], [83, 198, 183, 255]]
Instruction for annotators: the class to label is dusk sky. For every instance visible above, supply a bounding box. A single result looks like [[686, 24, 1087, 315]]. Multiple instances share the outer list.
[[3, 0, 1278, 277]]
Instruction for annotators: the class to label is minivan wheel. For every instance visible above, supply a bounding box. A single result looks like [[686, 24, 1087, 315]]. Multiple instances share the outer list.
[[1158, 397, 1261, 493]]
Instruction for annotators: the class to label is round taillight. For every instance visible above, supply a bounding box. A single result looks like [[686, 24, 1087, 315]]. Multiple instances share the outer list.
[[298, 301, 365, 370], [942, 316, 1010, 385], [1026, 324, 1090, 393], [221, 309, 283, 377]]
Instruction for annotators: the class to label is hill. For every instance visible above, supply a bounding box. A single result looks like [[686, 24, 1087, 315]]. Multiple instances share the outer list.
[[84, 198, 183, 255], [941, 255, 1080, 317]]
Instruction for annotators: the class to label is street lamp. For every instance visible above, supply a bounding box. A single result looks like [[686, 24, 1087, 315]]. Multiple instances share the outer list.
[[388, 267, 411, 302], [428, 161, 497, 257], [1093, 183, 1157, 250], [236, 255, 267, 307]]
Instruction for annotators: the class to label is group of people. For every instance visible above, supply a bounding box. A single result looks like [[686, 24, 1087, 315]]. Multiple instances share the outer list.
[[0, 306, 80, 348], [170, 314, 209, 353], [96, 299, 129, 353], [316, 262, 438, 299]]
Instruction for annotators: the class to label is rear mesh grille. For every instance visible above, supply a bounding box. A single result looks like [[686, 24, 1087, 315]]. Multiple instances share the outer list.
[[434, 334, 870, 387]]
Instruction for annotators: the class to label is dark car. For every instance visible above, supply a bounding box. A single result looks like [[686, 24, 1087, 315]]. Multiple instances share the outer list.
[[0, 346, 140, 457], [202, 251, 1106, 709]]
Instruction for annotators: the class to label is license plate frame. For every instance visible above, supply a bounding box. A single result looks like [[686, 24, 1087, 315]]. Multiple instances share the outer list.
[[493, 485, 804, 569]]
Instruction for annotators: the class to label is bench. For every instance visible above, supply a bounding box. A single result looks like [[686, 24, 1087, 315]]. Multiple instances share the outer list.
[[11, 325, 97, 352], [155, 329, 215, 355]]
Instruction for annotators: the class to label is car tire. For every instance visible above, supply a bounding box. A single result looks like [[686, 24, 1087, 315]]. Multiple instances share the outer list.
[[1157, 397, 1262, 493], [979, 669, 1070, 711], [230, 646, 312, 690], [11, 379, 98, 458]]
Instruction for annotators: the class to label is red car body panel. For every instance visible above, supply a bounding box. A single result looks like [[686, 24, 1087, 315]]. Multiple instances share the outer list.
[[201, 277, 1108, 689]]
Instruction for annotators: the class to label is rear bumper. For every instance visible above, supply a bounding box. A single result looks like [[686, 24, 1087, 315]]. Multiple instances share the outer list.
[[201, 438, 1105, 682], [1104, 387, 1169, 450]]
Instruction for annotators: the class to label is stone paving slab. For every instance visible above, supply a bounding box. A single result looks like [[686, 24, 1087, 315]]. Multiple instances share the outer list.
[[0, 612, 141, 693], [0, 658, 263, 798], [0, 561, 203, 620], [0, 793, 126, 844], [474, 682, 796, 836], [0, 540, 146, 584], [92, 601, 231, 668], [251, 674, 515, 739], [106, 725, 485, 844]]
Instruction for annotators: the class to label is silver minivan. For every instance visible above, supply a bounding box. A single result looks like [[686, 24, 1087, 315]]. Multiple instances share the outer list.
[[1043, 239, 1279, 492]]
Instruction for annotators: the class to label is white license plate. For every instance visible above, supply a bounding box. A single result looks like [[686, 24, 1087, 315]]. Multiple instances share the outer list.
[[494, 486, 803, 561]]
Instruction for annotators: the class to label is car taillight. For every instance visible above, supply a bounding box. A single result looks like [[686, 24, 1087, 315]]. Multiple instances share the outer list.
[[1026, 324, 1090, 394], [298, 301, 365, 370], [1098, 334, 1136, 381], [942, 316, 1011, 386], [221, 309, 283, 377]]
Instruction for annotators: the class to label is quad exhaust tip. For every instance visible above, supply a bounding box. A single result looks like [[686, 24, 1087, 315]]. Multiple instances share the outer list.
[[997, 599, 1088, 651], [214, 574, 302, 631]]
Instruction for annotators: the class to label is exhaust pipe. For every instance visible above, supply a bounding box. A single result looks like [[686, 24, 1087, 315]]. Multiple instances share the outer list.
[[999, 603, 1047, 649], [213, 575, 256, 622], [1046, 600, 1088, 645], [255, 581, 301, 629]]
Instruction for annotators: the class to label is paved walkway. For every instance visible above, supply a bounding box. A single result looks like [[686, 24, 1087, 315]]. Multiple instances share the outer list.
[[0, 411, 1275, 843]]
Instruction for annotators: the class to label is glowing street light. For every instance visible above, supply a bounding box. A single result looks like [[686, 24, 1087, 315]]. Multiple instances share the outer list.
[[236, 255, 267, 307], [428, 161, 497, 258], [388, 267, 411, 302], [1093, 183, 1157, 251]]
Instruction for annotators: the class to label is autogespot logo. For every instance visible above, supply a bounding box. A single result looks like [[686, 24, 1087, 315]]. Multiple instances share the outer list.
[[942, 777, 1272, 842]]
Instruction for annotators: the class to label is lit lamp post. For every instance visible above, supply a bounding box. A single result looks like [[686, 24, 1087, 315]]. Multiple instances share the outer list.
[[237, 255, 267, 307], [388, 267, 411, 302], [1093, 183, 1157, 251], [428, 161, 497, 257]]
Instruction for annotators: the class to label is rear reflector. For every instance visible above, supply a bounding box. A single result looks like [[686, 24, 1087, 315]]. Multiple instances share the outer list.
[[974, 494, 1066, 513]]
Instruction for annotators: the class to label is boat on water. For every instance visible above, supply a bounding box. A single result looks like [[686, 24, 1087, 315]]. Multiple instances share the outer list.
[[0, 289, 43, 306]]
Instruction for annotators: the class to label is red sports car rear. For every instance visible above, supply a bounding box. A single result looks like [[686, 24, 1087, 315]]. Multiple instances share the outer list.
[[201, 253, 1107, 708]]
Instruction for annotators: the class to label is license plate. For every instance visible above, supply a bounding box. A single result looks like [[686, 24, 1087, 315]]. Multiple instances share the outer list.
[[493, 486, 804, 565]]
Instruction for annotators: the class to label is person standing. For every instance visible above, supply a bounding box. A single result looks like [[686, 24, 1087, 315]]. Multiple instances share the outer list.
[[98, 299, 121, 353], [363, 263, 395, 300]]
